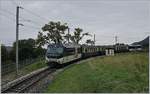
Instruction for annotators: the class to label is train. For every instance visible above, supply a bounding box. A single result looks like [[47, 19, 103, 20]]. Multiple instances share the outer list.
[[45, 43, 142, 67]]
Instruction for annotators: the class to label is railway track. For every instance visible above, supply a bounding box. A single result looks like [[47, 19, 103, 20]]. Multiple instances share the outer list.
[[1, 55, 104, 93], [2, 67, 56, 93]]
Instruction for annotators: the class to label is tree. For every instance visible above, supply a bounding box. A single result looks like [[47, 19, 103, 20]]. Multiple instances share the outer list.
[[10, 38, 35, 60], [10, 38, 46, 61], [1, 44, 9, 62], [70, 28, 91, 44], [33, 47, 46, 57], [36, 21, 68, 47], [86, 39, 94, 45]]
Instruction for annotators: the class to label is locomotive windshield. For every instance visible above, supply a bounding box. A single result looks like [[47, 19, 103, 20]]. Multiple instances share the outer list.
[[46, 44, 64, 58], [47, 47, 63, 54]]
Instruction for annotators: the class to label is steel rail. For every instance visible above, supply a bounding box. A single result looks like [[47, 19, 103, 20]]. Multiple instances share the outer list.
[[2, 67, 56, 93]]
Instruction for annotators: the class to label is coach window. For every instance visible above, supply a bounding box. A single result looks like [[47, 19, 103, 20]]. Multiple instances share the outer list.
[[64, 48, 75, 56], [85, 48, 87, 53], [77, 48, 81, 53]]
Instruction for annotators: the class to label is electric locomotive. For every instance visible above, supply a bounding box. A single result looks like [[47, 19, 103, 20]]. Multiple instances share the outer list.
[[46, 43, 81, 67]]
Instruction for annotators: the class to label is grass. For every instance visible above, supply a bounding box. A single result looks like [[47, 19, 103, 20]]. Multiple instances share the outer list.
[[46, 52, 149, 93], [19, 58, 47, 74]]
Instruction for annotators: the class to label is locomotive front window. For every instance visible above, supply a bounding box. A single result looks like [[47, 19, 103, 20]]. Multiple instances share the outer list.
[[47, 47, 63, 54], [46, 46, 64, 58]]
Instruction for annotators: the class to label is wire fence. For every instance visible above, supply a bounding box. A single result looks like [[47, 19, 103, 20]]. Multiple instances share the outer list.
[[1, 57, 44, 76]]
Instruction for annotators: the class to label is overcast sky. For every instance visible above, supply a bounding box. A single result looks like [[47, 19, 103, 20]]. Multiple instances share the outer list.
[[0, 0, 149, 46]]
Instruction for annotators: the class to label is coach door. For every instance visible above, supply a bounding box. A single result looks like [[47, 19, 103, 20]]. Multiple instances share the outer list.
[[75, 47, 78, 58]]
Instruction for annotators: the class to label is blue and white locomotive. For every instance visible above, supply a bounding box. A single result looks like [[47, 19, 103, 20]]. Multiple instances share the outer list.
[[46, 43, 82, 67]]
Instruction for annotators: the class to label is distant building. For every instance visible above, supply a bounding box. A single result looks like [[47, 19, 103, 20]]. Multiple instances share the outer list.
[[128, 45, 142, 51], [105, 49, 114, 56], [114, 43, 129, 52]]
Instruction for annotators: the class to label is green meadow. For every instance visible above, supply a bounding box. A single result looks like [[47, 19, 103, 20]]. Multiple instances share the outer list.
[[46, 52, 149, 93]]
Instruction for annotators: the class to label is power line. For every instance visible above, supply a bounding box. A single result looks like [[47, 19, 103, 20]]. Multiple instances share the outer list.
[[19, 17, 44, 27], [10, 0, 46, 25], [22, 7, 49, 22], [0, 6, 47, 29], [11, 0, 19, 7], [20, 19, 42, 26], [0, 8, 44, 30], [0, 9, 16, 16], [0, 13, 16, 22], [0, 12, 42, 30], [0, 8, 43, 25], [0, 8, 25, 21], [21, 24, 41, 30]]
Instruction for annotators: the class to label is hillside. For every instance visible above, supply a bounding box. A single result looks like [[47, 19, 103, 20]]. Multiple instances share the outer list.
[[132, 36, 149, 47]]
